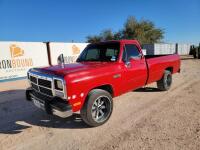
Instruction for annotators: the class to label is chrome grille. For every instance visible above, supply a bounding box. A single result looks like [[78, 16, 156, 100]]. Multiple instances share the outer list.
[[29, 74, 53, 97], [30, 76, 37, 84], [31, 83, 39, 91], [28, 71, 66, 99], [38, 78, 52, 88], [39, 87, 53, 96]]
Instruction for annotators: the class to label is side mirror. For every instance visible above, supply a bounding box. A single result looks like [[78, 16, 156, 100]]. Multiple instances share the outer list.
[[138, 53, 143, 59], [129, 56, 136, 62], [57, 54, 65, 68], [129, 54, 143, 61], [124, 57, 135, 68]]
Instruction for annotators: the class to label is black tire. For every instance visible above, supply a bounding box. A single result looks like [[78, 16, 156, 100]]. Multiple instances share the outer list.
[[157, 70, 172, 91], [193, 51, 197, 59], [198, 49, 200, 59], [192, 48, 197, 59], [80, 89, 113, 127]]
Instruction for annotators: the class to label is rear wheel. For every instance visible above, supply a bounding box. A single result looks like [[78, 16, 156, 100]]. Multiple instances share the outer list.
[[157, 70, 172, 91], [80, 89, 113, 127]]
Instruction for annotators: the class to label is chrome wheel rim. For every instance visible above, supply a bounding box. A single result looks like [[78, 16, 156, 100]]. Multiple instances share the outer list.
[[165, 74, 172, 87], [91, 96, 111, 123]]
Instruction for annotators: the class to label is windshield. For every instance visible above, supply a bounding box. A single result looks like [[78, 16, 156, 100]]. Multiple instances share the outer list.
[[77, 42, 120, 62]]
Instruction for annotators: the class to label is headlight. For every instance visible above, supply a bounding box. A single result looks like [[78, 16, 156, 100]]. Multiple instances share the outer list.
[[54, 79, 63, 91]]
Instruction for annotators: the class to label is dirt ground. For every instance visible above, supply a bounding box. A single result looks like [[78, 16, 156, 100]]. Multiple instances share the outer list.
[[0, 56, 200, 150]]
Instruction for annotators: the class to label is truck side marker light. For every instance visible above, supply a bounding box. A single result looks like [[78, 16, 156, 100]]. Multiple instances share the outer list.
[[80, 93, 84, 97], [113, 74, 121, 79], [72, 95, 76, 99], [73, 102, 81, 107]]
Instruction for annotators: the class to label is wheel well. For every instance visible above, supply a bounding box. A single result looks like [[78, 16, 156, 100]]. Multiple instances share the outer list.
[[92, 85, 114, 97], [166, 67, 173, 73]]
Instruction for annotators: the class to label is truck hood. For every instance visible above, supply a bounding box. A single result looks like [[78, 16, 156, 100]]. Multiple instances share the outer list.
[[33, 62, 118, 77]]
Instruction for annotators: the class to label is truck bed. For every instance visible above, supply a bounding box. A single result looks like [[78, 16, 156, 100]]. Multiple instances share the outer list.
[[145, 54, 173, 59], [145, 54, 180, 84]]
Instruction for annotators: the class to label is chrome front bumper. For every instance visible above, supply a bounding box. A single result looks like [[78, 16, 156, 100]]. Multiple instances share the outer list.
[[26, 88, 72, 118]]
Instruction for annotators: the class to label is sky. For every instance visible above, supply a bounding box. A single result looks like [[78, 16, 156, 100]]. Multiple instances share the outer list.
[[0, 0, 199, 44]]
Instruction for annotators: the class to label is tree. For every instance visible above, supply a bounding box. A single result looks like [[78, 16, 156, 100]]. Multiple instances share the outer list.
[[86, 16, 164, 44], [87, 29, 114, 43], [122, 17, 164, 43], [114, 30, 123, 40], [86, 35, 101, 43]]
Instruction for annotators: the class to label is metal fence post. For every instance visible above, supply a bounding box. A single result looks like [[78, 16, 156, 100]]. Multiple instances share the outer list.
[[44, 42, 52, 66], [175, 43, 178, 54]]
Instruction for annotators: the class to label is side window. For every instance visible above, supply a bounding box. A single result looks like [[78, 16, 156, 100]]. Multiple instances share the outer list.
[[123, 44, 140, 61]]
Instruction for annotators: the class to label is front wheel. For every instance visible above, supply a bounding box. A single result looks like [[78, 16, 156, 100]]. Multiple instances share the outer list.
[[157, 70, 172, 91], [80, 89, 113, 127]]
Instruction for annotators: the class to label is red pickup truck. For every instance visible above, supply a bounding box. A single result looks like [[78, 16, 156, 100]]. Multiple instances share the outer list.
[[26, 40, 180, 126]]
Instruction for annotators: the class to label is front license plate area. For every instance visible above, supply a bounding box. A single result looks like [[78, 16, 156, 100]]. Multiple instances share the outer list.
[[33, 99, 45, 110]]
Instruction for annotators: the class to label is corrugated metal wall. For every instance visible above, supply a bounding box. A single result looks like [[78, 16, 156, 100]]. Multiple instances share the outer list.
[[142, 44, 155, 55], [177, 44, 191, 55], [143, 43, 191, 55]]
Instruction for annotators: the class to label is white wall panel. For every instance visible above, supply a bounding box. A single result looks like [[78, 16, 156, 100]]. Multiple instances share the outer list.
[[49, 43, 88, 65], [0, 41, 49, 81]]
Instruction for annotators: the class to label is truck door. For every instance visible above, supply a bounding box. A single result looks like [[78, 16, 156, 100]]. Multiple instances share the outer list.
[[122, 44, 148, 91]]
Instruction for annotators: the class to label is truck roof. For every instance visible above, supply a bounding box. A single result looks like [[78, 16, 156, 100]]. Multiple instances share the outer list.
[[90, 39, 141, 44]]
